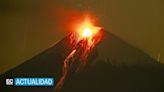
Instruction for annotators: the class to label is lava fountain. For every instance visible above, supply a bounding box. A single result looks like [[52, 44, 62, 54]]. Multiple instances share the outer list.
[[54, 15, 104, 92]]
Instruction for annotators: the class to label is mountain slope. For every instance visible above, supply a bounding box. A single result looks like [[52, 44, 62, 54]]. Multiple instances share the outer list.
[[1, 31, 164, 92]]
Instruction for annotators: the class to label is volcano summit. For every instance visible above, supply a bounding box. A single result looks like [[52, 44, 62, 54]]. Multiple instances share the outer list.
[[1, 31, 164, 92]]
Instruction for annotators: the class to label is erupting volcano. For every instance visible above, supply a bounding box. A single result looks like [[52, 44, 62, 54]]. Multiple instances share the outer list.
[[55, 16, 104, 92], [1, 13, 164, 92]]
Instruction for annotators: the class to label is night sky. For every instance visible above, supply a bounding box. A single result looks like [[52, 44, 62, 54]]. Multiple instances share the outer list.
[[0, 0, 164, 74]]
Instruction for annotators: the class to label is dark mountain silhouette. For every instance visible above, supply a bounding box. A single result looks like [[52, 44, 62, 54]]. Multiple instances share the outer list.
[[1, 31, 164, 92]]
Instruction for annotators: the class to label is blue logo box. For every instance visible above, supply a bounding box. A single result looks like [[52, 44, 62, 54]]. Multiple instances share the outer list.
[[14, 78, 55, 86]]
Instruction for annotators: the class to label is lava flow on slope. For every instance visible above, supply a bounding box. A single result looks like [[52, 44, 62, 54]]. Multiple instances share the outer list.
[[54, 16, 104, 92]]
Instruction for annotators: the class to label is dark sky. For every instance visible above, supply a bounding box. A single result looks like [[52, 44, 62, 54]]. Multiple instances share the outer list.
[[0, 0, 164, 74]]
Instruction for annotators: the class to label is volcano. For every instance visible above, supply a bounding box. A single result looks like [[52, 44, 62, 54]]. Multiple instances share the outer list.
[[1, 31, 164, 92]]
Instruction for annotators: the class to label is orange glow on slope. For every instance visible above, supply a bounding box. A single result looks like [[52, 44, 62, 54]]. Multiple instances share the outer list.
[[55, 13, 104, 92]]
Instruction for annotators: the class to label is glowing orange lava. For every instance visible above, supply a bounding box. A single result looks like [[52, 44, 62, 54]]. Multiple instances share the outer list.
[[75, 17, 101, 46], [77, 17, 100, 39], [54, 14, 104, 92], [82, 27, 93, 37]]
